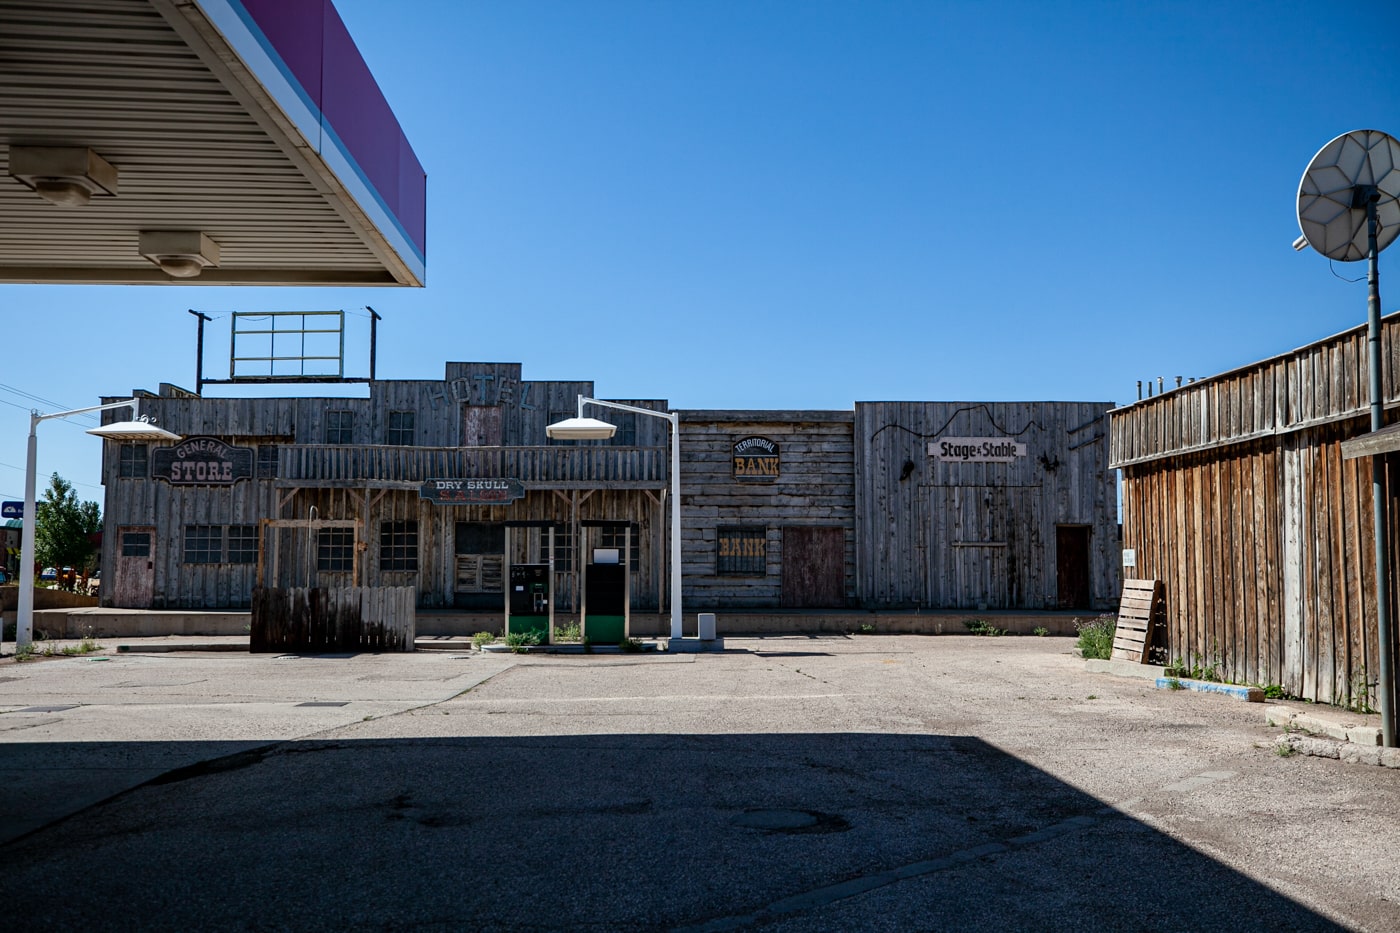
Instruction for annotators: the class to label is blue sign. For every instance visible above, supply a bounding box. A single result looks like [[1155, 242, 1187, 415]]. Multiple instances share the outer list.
[[1, 502, 22, 519]]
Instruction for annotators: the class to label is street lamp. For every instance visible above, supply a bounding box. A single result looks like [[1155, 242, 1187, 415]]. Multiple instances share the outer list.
[[14, 400, 180, 649], [546, 396, 683, 641]]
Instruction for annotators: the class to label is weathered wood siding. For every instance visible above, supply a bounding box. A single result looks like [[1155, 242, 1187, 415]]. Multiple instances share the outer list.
[[1109, 316, 1400, 706], [97, 362, 672, 611], [1111, 314, 1400, 467], [855, 402, 1119, 610], [679, 412, 855, 609]]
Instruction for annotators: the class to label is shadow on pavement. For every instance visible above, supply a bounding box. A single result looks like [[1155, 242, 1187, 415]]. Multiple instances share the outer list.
[[0, 733, 1341, 932]]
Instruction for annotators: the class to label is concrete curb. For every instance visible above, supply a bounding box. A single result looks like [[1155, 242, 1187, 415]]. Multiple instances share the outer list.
[[1275, 732, 1400, 768], [1264, 705, 1381, 746], [117, 643, 247, 653], [1155, 677, 1263, 702]]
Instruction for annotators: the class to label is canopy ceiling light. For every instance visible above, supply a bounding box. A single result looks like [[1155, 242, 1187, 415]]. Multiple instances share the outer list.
[[139, 230, 221, 278], [8, 146, 119, 207], [544, 416, 619, 440], [87, 418, 182, 442]]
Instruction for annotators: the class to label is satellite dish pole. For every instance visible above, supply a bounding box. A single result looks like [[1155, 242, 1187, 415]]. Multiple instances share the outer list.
[[1297, 129, 1400, 746]]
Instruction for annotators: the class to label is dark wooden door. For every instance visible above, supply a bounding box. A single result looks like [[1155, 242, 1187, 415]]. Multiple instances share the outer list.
[[1056, 525, 1091, 609], [113, 526, 155, 608], [781, 526, 844, 607]]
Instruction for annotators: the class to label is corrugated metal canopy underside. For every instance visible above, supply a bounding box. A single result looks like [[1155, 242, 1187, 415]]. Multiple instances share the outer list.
[[0, 0, 421, 286]]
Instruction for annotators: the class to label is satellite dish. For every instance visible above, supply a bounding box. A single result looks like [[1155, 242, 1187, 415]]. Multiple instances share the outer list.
[[1297, 129, 1400, 261]]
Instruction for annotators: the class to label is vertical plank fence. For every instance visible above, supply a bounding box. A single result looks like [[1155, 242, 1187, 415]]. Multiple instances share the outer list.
[[250, 585, 416, 652]]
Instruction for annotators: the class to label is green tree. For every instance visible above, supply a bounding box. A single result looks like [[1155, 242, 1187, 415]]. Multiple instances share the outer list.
[[35, 473, 102, 588]]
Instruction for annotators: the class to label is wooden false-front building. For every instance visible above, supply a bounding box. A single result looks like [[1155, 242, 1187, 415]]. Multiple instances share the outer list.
[[96, 362, 1121, 626], [1109, 313, 1400, 707]]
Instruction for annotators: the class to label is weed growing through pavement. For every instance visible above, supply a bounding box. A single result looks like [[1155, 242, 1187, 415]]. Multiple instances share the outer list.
[[504, 630, 541, 653], [1032, 626, 1049, 637], [964, 619, 1004, 637], [552, 622, 582, 643], [1275, 743, 1296, 758], [471, 631, 497, 649], [1166, 677, 1185, 691], [618, 637, 643, 653]]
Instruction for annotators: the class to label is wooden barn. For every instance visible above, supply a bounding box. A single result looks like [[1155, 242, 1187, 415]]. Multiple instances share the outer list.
[[94, 360, 1121, 626], [1109, 313, 1400, 707], [855, 401, 1120, 611]]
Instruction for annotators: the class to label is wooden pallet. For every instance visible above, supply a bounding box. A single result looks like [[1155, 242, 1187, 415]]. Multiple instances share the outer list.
[[1111, 578, 1163, 663]]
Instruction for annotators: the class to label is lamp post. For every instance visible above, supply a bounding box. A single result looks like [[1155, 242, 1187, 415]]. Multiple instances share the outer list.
[[546, 397, 683, 641], [14, 400, 181, 650]]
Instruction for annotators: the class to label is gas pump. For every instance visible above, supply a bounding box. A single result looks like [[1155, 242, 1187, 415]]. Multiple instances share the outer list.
[[580, 521, 629, 644]]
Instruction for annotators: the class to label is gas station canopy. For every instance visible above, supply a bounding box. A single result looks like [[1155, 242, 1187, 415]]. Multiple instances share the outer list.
[[0, 0, 426, 286]]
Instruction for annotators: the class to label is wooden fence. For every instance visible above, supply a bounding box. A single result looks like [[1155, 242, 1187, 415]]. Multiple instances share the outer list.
[[250, 585, 416, 653]]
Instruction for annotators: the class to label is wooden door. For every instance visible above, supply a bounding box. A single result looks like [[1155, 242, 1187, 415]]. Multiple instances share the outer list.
[[780, 526, 844, 607], [461, 405, 503, 446], [930, 486, 1010, 609], [1056, 525, 1091, 609], [113, 525, 155, 609]]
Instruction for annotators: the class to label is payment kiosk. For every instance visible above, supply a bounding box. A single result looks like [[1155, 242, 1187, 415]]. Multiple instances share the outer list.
[[504, 521, 555, 643]]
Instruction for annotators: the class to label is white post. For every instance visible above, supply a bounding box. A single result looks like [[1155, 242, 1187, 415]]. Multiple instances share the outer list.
[[13, 398, 144, 651], [669, 412, 682, 640], [15, 414, 39, 649]]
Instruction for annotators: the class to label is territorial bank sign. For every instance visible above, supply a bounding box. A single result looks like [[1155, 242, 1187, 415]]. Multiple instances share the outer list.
[[928, 437, 1027, 463]]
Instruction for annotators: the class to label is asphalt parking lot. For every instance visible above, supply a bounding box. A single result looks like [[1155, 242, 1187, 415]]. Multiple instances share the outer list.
[[0, 634, 1396, 931]]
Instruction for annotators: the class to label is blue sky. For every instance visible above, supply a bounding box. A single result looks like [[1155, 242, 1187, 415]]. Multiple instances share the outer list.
[[2, 0, 1399, 503]]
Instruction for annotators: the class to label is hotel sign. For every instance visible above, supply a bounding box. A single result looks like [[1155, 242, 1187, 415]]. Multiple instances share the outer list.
[[419, 478, 525, 505], [152, 437, 254, 485], [733, 436, 780, 481], [928, 437, 1027, 463]]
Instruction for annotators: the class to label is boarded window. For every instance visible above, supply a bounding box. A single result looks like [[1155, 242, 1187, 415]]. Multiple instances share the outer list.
[[121, 531, 151, 557], [325, 410, 354, 444], [184, 525, 223, 564], [317, 528, 355, 572], [380, 520, 419, 572], [717, 526, 766, 576], [610, 413, 637, 446], [118, 443, 148, 478], [256, 445, 279, 478], [387, 410, 415, 446], [227, 525, 259, 564]]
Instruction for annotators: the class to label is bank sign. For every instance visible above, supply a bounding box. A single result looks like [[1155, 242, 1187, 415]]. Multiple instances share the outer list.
[[419, 478, 525, 505], [928, 437, 1027, 463], [733, 436, 780, 481], [152, 437, 254, 484]]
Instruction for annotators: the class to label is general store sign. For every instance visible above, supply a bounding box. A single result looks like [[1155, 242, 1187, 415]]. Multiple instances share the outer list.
[[419, 478, 525, 505], [151, 437, 254, 484], [928, 437, 1027, 463], [733, 436, 780, 481]]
